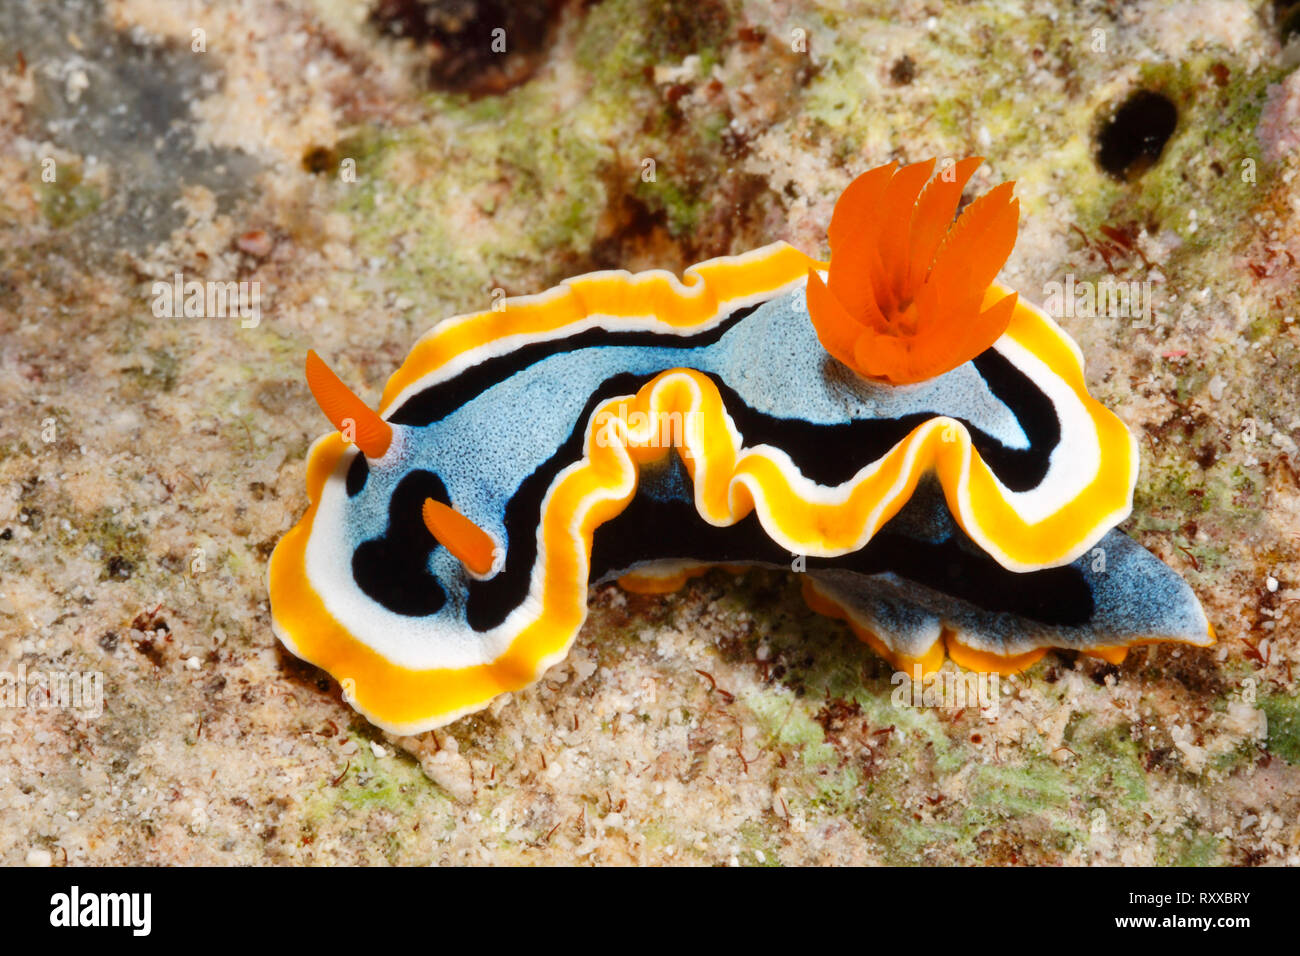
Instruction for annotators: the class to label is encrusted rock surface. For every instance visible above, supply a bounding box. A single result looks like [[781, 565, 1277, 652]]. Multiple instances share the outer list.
[[0, 0, 1297, 865]]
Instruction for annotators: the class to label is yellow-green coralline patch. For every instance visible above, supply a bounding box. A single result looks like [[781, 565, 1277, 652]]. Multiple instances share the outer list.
[[86, 508, 150, 583], [300, 732, 452, 864], [332, 91, 614, 312], [38, 163, 102, 229], [1261, 694, 1300, 764]]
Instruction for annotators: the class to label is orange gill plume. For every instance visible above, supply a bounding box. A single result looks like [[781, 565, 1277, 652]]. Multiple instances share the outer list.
[[806, 157, 1021, 385], [304, 349, 393, 459]]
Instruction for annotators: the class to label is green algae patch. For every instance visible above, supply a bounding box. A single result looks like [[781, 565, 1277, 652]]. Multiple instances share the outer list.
[[969, 760, 1087, 855], [971, 760, 1071, 815], [333, 85, 617, 314], [867, 696, 1157, 863], [1159, 831, 1222, 867], [1073, 722, 1150, 807], [635, 175, 706, 238], [39, 164, 103, 229], [87, 508, 150, 583], [1260, 693, 1300, 764], [324, 741, 437, 810], [737, 821, 782, 866], [575, 0, 734, 83], [743, 685, 861, 813], [121, 348, 180, 395], [302, 733, 453, 862]]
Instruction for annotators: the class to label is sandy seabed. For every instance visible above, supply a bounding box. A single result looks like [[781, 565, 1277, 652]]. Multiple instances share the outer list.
[[0, 0, 1298, 865]]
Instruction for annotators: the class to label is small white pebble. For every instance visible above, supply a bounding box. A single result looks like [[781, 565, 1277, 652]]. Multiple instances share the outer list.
[[1266, 576, 1279, 592], [185, 656, 201, 670], [65, 69, 89, 102], [26, 848, 52, 867]]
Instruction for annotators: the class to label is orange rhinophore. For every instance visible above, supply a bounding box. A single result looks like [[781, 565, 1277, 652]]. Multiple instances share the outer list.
[[422, 498, 497, 577], [806, 157, 1021, 385], [305, 349, 393, 459]]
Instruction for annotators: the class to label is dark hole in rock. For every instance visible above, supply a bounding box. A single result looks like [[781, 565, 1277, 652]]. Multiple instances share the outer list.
[[105, 555, 136, 580], [1096, 90, 1177, 181], [587, 191, 671, 272], [1276, 1, 1300, 42], [368, 0, 562, 96], [302, 145, 339, 175], [889, 55, 917, 85]]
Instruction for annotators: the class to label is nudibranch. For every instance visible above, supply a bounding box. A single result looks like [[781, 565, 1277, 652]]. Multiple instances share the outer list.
[[269, 157, 1213, 733]]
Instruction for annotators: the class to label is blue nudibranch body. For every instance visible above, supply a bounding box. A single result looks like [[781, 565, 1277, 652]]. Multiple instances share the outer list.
[[269, 159, 1213, 733]]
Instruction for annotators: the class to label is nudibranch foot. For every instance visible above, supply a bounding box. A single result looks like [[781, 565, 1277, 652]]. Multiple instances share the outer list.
[[595, 472, 1212, 679]]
